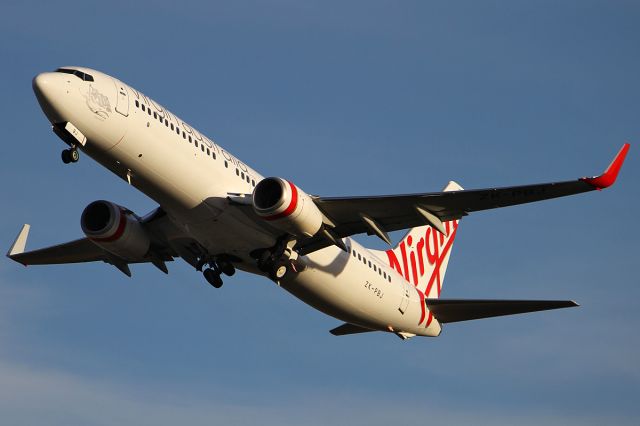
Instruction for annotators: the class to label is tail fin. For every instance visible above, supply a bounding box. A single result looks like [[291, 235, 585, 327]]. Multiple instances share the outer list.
[[381, 181, 463, 299]]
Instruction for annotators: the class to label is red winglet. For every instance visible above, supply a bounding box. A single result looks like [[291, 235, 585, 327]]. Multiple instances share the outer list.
[[580, 143, 630, 190]]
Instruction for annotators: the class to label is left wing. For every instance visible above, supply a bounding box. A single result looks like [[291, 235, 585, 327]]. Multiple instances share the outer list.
[[6, 210, 180, 276], [8, 225, 106, 265], [297, 143, 629, 254]]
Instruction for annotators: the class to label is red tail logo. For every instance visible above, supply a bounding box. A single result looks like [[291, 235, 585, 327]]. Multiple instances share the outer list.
[[386, 220, 459, 327], [386, 220, 459, 295]]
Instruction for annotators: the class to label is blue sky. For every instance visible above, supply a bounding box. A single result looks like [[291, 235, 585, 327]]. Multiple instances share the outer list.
[[1, 1, 639, 424]]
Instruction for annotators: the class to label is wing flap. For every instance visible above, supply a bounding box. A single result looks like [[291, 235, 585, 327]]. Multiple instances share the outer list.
[[425, 299, 579, 323]]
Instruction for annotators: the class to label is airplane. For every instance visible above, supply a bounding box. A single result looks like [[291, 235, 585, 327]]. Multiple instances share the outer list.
[[6, 66, 630, 340]]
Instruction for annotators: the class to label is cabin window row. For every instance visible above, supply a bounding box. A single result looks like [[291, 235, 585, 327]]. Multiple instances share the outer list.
[[134, 100, 257, 188], [349, 246, 392, 282]]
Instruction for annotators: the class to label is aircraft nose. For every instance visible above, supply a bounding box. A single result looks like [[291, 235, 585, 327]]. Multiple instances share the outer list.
[[33, 72, 66, 123], [32, 72, 56, 101]]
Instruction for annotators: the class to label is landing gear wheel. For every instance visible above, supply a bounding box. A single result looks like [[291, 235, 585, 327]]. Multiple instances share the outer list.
[[61, 148, 79, 164], [203, 268, 223, 288], [69, 148, 79, 162], [218, 261, 236, 277], [61, 149, 71, 164], [275, 264, 288, 280]]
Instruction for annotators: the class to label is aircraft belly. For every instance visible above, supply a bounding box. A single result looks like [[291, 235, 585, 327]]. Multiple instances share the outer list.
[[82, 114, 277, 268], [180, 211, 277, 262]]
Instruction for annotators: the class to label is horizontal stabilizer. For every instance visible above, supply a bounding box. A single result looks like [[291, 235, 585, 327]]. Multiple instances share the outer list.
[[330, 323, 374, 336], [425, 299, 578, 323]]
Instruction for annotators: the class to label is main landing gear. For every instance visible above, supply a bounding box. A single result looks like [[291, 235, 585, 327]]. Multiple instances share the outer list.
[[203, 267, 224, 288], [198, 256, 236, 289], [61, 147, 79, 164], [254, 237, 303, 282]]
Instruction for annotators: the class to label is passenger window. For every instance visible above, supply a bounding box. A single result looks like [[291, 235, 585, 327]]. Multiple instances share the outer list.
[[373, 265, 377, 272], [188, 136, 192, 142], [201, 145, 205, 152], [241, 172, 245, 179], [135, 100, 139, 108], [165, 119, 168, 126], [206, 148, 210, 155], [182, 131, 186, 139], [235, 169, 239, 176], [246, 176, 250, 183], [212, 152, 216, 159], [251, 179, 255, 186], [153, 112, 157, 119], [368, 261, 371, 268], [357, 253, 361, 261], [148, 108, 151, 116], [176, 128, 180, 135], [224, 161, 228, 168], [141, 104, 146, 112], [170, 124, 174, 130]]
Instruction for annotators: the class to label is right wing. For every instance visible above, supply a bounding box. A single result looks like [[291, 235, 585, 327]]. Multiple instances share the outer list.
[[297, 143, 630, 255]]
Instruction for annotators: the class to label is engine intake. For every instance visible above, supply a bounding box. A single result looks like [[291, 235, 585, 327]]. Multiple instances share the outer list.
[[253, 178, 324, 237], [81, 200, 150, 260]]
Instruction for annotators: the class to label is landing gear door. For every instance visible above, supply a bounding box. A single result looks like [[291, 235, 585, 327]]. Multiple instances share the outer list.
[[113, 80, 129, 117]]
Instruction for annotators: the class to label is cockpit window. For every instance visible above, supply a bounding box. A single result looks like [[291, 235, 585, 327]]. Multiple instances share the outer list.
[[55, 68, 94, 82]]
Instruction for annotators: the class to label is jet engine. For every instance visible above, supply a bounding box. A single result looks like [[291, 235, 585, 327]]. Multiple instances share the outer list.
[[81, 200, 151, 260], [252, 177, 324, 237]]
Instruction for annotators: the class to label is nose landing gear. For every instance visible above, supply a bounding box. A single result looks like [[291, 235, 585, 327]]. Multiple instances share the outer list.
[[61, 147, 79, 164]]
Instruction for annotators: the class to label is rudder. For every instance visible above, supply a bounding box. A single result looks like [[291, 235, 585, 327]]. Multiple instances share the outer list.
[[381, 181, 463, 299]]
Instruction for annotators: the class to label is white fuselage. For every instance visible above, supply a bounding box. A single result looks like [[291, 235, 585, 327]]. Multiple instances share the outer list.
[[33, 67, 441, 337]]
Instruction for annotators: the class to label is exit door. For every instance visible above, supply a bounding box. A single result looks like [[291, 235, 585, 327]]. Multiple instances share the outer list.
[[114, 80, 129, 116], [399, 282, 411, 314]]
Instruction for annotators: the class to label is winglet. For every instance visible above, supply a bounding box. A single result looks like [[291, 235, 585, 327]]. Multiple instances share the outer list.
[[7, 224, 31, 264], [580, 143, 630, 190]]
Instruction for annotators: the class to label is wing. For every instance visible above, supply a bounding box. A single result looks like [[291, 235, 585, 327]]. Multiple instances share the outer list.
[[297, 143, 629, 254], [8, 226, 105, 265], [6, 208, 181, 276]]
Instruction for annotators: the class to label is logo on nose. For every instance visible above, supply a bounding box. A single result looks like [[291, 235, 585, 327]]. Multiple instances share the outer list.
[[81, 85, 112, 120]]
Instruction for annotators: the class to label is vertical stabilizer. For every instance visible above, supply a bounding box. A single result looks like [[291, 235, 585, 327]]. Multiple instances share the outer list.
[[380, 181, 462, 299]]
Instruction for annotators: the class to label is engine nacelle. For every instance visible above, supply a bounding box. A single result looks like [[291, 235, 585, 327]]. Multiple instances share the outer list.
[[81, 200, 151, 260], [253, 177, 324, 238]]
